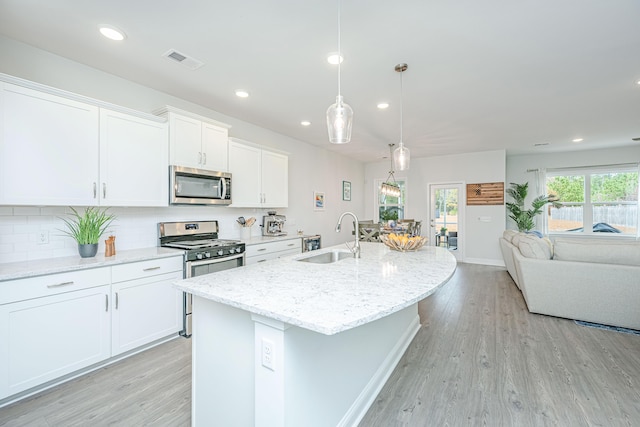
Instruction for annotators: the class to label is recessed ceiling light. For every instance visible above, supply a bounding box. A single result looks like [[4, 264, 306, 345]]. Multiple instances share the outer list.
[[235, 90, 249, 98], [572, 138, 584, 143], [377, 102, 390, 109], [99, 26, 126, 41], [301, 121, 311, 126], [327, 53, 344, 65]]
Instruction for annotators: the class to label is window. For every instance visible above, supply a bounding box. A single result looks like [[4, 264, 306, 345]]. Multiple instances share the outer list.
[[546, 165, 638, 236], [376, 179, 406, 223]]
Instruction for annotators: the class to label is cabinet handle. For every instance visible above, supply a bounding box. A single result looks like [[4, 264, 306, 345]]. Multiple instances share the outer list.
[[103, 183, 107, 198], [198, 152, 202, 164], [257, 259, 267, 263], [257, 248, 267, 252], [143, 266, 161, 271], [202, 152, 207, 165], [287, 243, 295, 247], [115, 292, 119, 309], [47, 281, 74, 288], [105, 294, 109, 312], [93, 182, 97, 198]]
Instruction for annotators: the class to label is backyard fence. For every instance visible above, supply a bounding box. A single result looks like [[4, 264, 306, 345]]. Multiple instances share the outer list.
[[550, 205, 637, 228]]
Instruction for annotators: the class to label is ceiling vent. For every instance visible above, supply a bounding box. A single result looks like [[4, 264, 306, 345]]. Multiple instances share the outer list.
[[162, 49, 204, 70]]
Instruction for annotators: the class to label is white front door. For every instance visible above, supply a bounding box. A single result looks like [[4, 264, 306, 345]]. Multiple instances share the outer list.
[[428, 183, 464, 261]]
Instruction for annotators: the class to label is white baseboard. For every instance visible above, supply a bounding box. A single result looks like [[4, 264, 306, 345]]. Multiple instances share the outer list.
[[338, 315, 421, 427], [464, 257, 505, 267]]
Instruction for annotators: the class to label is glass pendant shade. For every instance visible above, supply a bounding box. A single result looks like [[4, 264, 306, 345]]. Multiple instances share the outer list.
[[394, 142, 410, 171], [327, 95, 353, 144]]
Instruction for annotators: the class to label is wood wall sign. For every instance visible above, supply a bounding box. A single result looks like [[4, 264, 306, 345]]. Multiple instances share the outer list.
[[467, 182, 504, 205]]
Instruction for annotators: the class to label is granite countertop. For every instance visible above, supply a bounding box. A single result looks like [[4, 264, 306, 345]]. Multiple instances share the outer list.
[[0, 247, 184, 282], [175, 242, 457, 335]]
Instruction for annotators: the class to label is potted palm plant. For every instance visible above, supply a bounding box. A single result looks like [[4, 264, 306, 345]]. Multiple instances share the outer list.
[[505, 182, 561, 232], [60, 207, 115, 258]]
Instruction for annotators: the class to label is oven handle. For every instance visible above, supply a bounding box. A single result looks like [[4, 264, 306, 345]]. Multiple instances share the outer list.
[[187, 252, 245, 267]]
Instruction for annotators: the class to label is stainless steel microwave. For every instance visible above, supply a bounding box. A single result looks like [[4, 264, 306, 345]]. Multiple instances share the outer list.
[[170, 165, 231, 205]]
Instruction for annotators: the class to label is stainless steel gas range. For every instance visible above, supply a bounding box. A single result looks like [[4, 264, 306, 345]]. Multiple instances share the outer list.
[[158, 220, 245, 337]]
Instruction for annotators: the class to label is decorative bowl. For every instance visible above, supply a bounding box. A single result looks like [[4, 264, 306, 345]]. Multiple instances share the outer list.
[[380, 234, 428, 252]]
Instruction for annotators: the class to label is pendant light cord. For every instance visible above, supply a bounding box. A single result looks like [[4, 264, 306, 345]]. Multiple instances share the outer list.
[[399, 68, 403, 145], [337, 0, 342, 98]]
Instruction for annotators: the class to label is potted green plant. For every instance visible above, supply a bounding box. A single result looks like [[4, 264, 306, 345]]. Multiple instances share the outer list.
[[440, 226, 447, 235], [505, 182, 561, 232], [60, 207, 115, 258]]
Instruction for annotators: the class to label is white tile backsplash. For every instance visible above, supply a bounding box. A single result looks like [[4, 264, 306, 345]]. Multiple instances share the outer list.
[[0, 205, 281, 264]]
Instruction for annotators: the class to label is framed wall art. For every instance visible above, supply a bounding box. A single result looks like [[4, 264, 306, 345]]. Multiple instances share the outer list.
[[314, 191, 325, 211], [342, 181, 351, 201]]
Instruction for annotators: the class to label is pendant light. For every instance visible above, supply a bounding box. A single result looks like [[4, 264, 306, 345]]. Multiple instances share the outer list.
[[326, 0, 353, 144], [381, 144, 401, 197], [393, 63, 410, 170]]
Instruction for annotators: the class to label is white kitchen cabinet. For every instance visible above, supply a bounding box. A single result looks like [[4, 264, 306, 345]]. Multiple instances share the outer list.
[[99, 109, 168, 207], [245, 238, 301, 265], [110, 257, 183, 356], [228, 138, 289, 208], [0, 268, 111, 400], [0, 82, 99, 206], [158, 107, 231, 171]]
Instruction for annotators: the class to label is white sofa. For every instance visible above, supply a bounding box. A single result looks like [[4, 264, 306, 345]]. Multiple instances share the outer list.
[[500, 230, 640, 330]]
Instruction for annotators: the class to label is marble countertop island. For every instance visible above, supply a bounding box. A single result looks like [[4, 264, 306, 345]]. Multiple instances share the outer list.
[[175, 241, 457, 335]]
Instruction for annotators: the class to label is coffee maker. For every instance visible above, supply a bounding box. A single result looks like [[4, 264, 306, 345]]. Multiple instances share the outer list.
[[262, 211, 287, 236]]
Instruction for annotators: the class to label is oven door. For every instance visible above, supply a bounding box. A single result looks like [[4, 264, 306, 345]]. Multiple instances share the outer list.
[[182, 252, 245, 337]]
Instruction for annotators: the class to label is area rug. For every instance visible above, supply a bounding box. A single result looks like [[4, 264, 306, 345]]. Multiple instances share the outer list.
[[575, 320, 640, 336]]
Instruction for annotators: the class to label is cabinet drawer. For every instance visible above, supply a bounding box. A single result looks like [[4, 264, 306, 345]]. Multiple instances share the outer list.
[[111, 256, 183, 283], [246, 239, 301, 257], [0, 268, 111, 305]]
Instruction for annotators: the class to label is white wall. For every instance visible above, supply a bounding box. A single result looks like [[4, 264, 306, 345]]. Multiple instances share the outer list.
[[0, 35, 365, 263], [365, 150, 507, 265]]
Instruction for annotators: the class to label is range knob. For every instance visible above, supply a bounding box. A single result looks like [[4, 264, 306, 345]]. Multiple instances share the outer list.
[[196, 253, 204, 260], [204, 252, 211, 258], [236, 247, 243, 253], [217, 249, 224, 256]]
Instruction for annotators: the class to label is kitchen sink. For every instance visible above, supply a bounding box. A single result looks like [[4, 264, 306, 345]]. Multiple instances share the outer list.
[[296, 249, 353, 264]]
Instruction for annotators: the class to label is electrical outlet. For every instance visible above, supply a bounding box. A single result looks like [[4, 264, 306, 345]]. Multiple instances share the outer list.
[[38, 231, 49, 245], [261, 339, 274, 371]]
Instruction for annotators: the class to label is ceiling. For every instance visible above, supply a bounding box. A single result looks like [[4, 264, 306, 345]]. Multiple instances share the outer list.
[[1, 0, 640, 163]]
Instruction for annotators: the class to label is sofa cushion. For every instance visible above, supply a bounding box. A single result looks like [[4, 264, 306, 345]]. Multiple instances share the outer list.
[[503, 229, 518, 243], [516, 234, 553, 259], [554, 239, 640, 267]]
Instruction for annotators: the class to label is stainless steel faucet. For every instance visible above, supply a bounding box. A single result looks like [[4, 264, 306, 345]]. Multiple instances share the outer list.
[[335, 211, 360, 258]]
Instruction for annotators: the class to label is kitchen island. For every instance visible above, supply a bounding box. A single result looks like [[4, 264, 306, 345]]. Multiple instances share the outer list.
[[175, 242, 456, 427]]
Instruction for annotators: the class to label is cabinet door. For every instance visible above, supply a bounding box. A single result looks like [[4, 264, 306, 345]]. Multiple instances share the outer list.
[[99, 109, 168, 207], [0, 83, 99, 206], [201, 123, 228, 172], [111, 271, 183, 356], [169, 113, 202, 168], [262, 150, 289, 208], [0, 285, 111, 399], [228, 140, 262, 207]]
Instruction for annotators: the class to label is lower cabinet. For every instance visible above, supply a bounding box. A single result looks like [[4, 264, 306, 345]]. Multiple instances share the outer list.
[[245, 238, 302, 265], [0, 255, 184, 401], [0, 283, 111, 400], [111, 271, 182, 356]]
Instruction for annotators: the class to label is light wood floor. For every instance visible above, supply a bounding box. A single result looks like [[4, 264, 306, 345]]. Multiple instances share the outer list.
[[1, 263, 639, 426]]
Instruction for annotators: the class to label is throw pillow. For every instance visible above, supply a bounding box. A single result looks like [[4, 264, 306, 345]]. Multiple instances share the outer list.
[[503, 229, 518, 243], [517, 234, 553, 259]]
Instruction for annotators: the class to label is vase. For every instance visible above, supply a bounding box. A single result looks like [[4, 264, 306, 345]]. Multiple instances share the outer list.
[[78, 243, 98, 258]]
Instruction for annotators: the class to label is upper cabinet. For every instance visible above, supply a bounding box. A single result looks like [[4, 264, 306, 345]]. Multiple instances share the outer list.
[[99, 109, 168, 207], [155, 106, 231, 172], [0, 77, 169, 207], [228, 138, 288, 208], [0, 82, 100, 206]]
